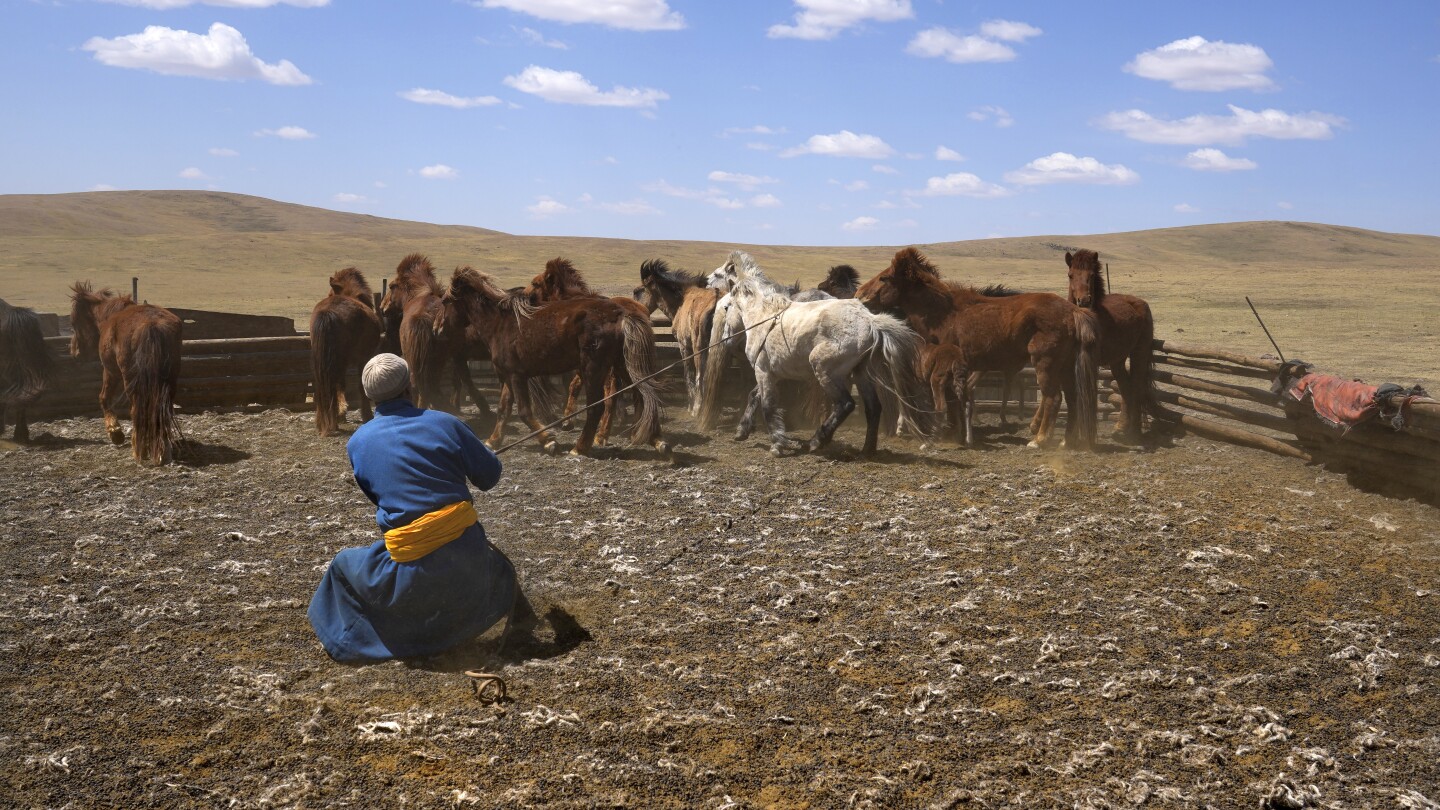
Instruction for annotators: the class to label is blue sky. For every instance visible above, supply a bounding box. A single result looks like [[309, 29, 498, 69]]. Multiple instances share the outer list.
[[4, 1, 1439, 245]]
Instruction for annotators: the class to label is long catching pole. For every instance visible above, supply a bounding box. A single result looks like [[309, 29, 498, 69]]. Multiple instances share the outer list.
[[491, 308, 784, 455], [1244, 296, 1287, 365], [1104, 263, 1111, 295]]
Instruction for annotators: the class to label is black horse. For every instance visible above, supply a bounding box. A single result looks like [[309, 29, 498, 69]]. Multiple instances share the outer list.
[[0, 299, 55, 443]]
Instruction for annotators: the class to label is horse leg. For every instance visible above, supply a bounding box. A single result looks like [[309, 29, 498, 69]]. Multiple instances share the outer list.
[[1110, 362, 1133, 438], [856, 375, 882, 456], [100, 362, 126, 446], [511, 375, 560, 455], [734, 386, 761, 441], [953, 371, 975, 447], [572, 357, 611, 457], [594, 370, 617, 448], [807, 368, 854, 453], [485, 380, 514, 449], [1029, 360, 1060, 448], [559, 373, 583, 430], [929, 371, 950, 442], [999, 372, 1015, 426], [757, 373, 800, 457]]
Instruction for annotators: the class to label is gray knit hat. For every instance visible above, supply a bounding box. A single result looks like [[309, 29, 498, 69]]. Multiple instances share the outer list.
[[362, 353, 410, 402]]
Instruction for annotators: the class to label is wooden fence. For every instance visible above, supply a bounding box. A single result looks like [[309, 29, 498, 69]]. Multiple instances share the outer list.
[[25, 318, 1440, 501]]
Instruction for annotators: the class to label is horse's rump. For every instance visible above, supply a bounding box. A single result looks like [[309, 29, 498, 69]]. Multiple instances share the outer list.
[[118, 306, 183, 464], [0, 300, 54, 405]]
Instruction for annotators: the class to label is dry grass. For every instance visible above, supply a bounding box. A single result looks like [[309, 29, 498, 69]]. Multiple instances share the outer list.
[[3, 191, 1437, 389]]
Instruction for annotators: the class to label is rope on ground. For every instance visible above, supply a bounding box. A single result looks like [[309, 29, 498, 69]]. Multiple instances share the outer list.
[[464, 671, 507, 703]]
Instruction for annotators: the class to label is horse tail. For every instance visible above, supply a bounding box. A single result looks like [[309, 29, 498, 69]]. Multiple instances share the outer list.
[[619, 310, 664, 447], [864, 313, 933, 439], [309, 306, 346, 435], [400, 311, 438, 408], [127, 318, 181, 465], [1072, 307, 1100, 450], [0, 302, 54, 406], [695, 303, 733, 430]]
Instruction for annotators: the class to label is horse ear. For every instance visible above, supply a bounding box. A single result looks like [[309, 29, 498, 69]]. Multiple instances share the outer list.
[[1065, 251, 1073, 266]]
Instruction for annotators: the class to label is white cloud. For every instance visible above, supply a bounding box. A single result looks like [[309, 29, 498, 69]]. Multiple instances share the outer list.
[[1125, 36, 1275, 91], [842, 216, 879, 230], [907, 28, 1020, 63], [935, 146, 964, 162], [478, 0, 684, 31], [599, 199, 659, 215], [1182, 147, 1257, 172], [400, 88, 502, 108], [1277, 201, 1294, 210], [768, 0, 912, 40], [602, 156, 618, 164], [781, 130, 894, 159], [333, 192, 372, 204], [82, 23, 311, 85], [101, 0, 327, 7], [179, 167, 208, 179], [745, 142, 776, 152], [644, 180, 744, 209], [419, 164, 458, 179], [255, 125, 315, 139], [1174, 203, 1199, 213], [1005, 152, 1138, 186], [88, 184, 119, 191], [503, 65, 667, 108], [979, 19, 1042, 42], [723, 124, 782, 137], [527, 196, 571, 217], [516, 26, 567, 49], [1099, 105, 1343, 145], [968, 105, 1014, 127], [872, 164, 900, 175], [844, 180, 869, 191], [708, 170, 778, 190], [910, 171, 1010, 198], [209, 147, 238, 157], [750, 193, 782, 208]]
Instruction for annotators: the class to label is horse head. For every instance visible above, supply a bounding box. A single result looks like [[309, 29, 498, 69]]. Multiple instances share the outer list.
[[817, 264, 860, 299], [857, 247, 937, 313], [632, 285, 659, 314], [329, 267, 373, 303], [1065, 250, 1103, 309], [68, 281, 121, 359], [383, 253, 437, 317]]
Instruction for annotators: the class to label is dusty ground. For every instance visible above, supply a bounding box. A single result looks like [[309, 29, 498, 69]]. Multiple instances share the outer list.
[[3, 406, 1439, 809]]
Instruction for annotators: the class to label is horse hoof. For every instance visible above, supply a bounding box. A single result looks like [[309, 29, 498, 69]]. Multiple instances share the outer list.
[[560, 420, 574, 431], [656, 441, 672, 456], [568, 447, 588, 457], [807, 439, 823, 453], [108, 429, 127, 446], [770, 445, 785, 458], [1026, 440, 1041, 449], [543, 441, 559, 456]]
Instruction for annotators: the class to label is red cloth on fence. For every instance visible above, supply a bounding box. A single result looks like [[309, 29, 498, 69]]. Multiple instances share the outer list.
[[1285, 373, 1380, 430]]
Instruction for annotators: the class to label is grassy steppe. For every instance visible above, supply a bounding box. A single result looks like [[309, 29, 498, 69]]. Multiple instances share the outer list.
[[3, 190, 1437, 389]]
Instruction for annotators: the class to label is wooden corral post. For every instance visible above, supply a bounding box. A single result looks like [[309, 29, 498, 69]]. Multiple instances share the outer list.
[[132, 277, 139, 302]]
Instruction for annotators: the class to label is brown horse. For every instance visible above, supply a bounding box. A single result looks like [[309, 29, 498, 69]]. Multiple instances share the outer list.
[[310, 267, 382, 435], [816, 264, 861, 299], [523, 257, 647, 444], [1066, 249, 1155, 442], [69, 283, 182, 465], [0, 299, 55, 443], [380, 253, 487, 414], [857, 247, 1099, 449], [633, 258, 718, 416], [440, 267, 667, 456]]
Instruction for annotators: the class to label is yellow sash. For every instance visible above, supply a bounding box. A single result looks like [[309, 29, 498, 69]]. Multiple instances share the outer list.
[[384, 501, 477, 562]]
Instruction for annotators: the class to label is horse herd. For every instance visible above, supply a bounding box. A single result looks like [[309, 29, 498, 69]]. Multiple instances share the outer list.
[[0, 246, 1155, 465]]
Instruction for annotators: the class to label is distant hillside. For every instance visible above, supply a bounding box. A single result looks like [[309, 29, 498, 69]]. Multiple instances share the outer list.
[[3, 190, 1438, 388]]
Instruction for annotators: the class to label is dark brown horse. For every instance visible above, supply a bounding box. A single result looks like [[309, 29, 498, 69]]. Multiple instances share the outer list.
[[1066, 249, 1155, 442], [816, 264, 861, 299], [310, 267, 382, 435], [0, 299, 55, 443], [440, 267, 666, 456], [380, 253, 487, 414], [69, 283, 182, 465], [633, 258, 718, 416], [857, 247, 1099, 449], [524, 257, 648, 444]]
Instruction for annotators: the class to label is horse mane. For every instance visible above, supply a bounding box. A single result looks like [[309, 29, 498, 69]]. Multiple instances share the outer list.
[[328, 267, 374, 300], [450, 266, 536, 321], [394, 253, 443, 297], [69, 281, 135, 357], [980, 283, 1023, 297], [640, 258, 705, 291], [539, 257, 595, 298], [818, 264, 861, 295], [1068, 249, 1104, 300]]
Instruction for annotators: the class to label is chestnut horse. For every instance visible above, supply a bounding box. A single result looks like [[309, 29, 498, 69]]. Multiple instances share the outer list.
[[524, 257, 647, 444], [69, 283, 182, 465], [380, 253, 487, 414], [1065, 250, 1155, 442], [310, 267, 382, 435], [633, 258, 718, 416], [857, 248, 1099, 450], [440, 267, 666, 456], [0, 299, 55, 443]]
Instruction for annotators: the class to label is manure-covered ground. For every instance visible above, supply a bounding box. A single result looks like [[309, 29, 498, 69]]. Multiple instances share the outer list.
[[2, 408, 1439, 809]]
